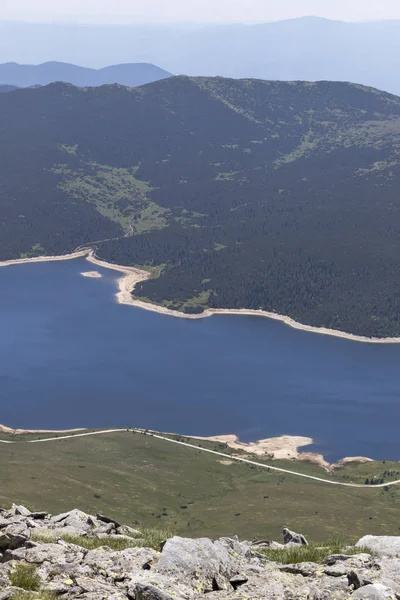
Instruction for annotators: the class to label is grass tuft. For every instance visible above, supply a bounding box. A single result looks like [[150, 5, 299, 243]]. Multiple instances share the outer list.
[[9, 563, 41, 591], [137, 528, 174, 550], [31, 528, 173, 552], [31, 532, 137, 551], [12, 592, 57, 600], [256, 539, 374, 565]]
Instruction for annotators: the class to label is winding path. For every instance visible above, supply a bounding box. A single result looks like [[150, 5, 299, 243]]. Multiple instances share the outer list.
[[0, 429, 123, 444], [1, 427, 399, 489], [134, 430, 400, 489]]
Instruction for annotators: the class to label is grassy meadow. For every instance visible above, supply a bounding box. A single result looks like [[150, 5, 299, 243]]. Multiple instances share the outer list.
[[1, 431, 400, 542]]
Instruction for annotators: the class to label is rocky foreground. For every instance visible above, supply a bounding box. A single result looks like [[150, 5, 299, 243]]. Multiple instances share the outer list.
[[1, 506, 400, 599]]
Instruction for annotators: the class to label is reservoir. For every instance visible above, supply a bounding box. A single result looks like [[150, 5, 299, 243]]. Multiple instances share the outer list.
[[0, 257, 399, 463]]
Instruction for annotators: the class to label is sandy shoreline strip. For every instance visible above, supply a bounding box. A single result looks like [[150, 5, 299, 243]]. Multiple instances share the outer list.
[[186, 434, 372, 470], [89, 255, 400, 344], [1, 248, 400, 344], [192, 433, 334, 468], [0, 250, 88, 268], [80, 271, 103, 279], [0, 424, 86, 435]]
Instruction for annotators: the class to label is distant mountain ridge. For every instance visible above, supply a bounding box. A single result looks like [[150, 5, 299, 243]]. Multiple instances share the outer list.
[[2, 18, 400, 94], [0, 84, 18, 92], [0, 61, 172, 87]]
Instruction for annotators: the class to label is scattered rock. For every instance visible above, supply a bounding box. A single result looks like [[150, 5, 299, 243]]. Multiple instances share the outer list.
[[118, 524, 142, 537], [0, 524, 29, 551], [0, 507, 399, 599], [280, 562, 320, 577], [283, 527, 308, 546], [96, 513, 121, 528], [29, 511, 48, 520], [13, 505, 31, 517], [128, 582, 176, 600]]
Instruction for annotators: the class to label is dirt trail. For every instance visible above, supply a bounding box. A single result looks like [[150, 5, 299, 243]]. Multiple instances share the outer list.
[[136, 430, 400, 490], [1, 426, 398, 489]]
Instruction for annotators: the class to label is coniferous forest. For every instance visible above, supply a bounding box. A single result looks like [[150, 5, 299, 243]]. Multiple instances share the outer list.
[[1, 77, 400, 336]]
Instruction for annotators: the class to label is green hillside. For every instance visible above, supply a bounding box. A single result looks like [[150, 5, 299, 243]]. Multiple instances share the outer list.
[[1, 77, 400, 336], [1, 430, 400, 540]]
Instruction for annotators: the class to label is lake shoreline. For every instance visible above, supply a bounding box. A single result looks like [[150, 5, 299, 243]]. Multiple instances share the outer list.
[[90, 253, 400, 344], [1, 249, 400, 344], [0, 423, 86, 435], [172, 433, 374, 471], [0, 424, 373, 469]]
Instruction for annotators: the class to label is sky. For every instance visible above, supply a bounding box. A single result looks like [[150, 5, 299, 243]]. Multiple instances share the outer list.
[[2, 0, 400, 24]]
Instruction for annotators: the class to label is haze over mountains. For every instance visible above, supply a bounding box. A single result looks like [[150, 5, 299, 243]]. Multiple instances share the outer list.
[[0, 62, 172, 88], [0, 84, 18, 92], [2, 18, 400, 94], [2, 77, 400, 337]]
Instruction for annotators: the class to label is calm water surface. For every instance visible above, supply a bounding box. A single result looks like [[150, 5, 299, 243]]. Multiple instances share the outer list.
[[1, 258, 400, 462]]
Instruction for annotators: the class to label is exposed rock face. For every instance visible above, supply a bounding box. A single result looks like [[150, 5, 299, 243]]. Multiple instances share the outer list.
[[0, 504, 400, 599]]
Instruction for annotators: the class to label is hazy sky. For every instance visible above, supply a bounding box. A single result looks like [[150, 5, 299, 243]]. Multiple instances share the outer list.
[[2, 0, 400, 24]]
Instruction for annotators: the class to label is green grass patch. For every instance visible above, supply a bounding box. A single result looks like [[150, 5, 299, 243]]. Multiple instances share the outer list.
[[258, 540, 376, 564], [138, 528, 174, 550], [174, 210, 207, 228], [31, 527, 172, 551], [51, 162, 155, 232], [50, 534, 137, 551], [132, 202, 170, 234], [215, 171, 240, 180], [9, 563, 41, 591], [19, 244, 45, 259], [0, 428, 104, 443], [12, 592, 57, 600], [181, 290, 212, 312], [275, 132, 319, 167], [58, 144, 78, 156]]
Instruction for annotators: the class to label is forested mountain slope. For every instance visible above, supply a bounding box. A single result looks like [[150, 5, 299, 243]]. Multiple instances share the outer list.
[[0, 61, 172, 88], [1, 77, 400, 336]]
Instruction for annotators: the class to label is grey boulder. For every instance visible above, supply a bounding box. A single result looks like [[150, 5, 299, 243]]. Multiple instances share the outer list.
[[356, 536, 400, 558], [128, 582, 176, 600], [0, 523, 30, 551], [350, 583, 396, 599], [283, 527, 308, 546], [156, 536, 245, 592]]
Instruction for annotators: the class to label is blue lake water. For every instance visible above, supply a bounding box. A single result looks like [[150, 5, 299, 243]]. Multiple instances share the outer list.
[[0, 257, 400, 463]]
